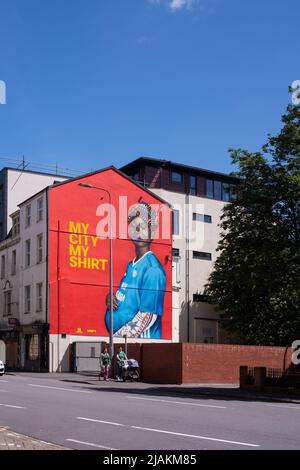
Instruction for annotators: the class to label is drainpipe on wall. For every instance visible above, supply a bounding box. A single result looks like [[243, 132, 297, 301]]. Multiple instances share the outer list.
[[185, 193, 190, 342], [57, 219, 61, 372], [46, 188, 49, 371]]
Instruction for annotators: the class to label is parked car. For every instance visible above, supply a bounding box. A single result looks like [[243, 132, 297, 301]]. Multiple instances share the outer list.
[[0, 360, 5, 376]]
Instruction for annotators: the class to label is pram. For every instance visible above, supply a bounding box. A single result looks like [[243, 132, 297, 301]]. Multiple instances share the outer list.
[[120, 359, 140, 382]]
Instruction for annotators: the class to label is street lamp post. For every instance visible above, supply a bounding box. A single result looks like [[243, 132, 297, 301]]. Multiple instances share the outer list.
[[78, 183, 114, 364], [122, 325, 130, 358]]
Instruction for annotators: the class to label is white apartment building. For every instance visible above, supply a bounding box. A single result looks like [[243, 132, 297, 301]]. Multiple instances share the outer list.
[[121, 157, 238, 345], [0, 167, 67, 241], [0, 165, 67, 370], [0, 188, 49, 370]]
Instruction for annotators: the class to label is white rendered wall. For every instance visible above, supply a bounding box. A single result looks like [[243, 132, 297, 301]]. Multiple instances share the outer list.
[[151, 188, 225, 343], [18, 190, 48, 326], [6, 169, 66, 234]]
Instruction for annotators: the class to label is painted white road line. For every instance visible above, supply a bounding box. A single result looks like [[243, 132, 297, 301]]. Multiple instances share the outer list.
[[77, 417, 125, 427], [66, 439, 117, 450], [0, 390, 7, 392], [131, 425, 260, 448], [0, 403, 25, 409], [77, 416, 259, 448], [126, 396, 227, 409], [28, 384, 92, 394], [263, 404, 300, 410], [0, 380, 9, 383]]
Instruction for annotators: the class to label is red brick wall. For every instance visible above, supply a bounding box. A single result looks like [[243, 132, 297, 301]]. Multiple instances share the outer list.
[[142, 343, 182, 383], [130, 343, 293, 384], [127, 343, 142, 363], [182, 344, 293, 384]]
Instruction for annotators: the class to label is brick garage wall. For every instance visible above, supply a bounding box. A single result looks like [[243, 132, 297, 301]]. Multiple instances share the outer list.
[[120, 343, 293, 384], [141, 343, 182, 383], [182, 343, 293, 384], [127, 343, 142, 375]]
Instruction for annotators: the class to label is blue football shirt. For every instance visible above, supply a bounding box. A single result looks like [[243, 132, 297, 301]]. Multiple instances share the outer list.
[[105, 251, 166, 339]]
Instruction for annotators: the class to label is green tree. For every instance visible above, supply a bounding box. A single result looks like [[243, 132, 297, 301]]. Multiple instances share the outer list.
[[205, 100, 300, 345]]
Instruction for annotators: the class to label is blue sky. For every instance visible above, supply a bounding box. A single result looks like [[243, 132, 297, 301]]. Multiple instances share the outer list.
[[0, 0, 299, 175]]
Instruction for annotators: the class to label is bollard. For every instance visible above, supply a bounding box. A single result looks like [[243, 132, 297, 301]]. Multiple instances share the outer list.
[[254, 367, 266, 391], [240, 366, 249, 389]]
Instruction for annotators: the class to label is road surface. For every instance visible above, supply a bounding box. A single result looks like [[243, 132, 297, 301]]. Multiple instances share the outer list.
[[0, 373, 299, 450]]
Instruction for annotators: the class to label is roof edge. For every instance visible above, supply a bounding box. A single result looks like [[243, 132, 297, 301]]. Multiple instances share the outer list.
[[48, 165, 172, 207], [120, 156, 239, 182]]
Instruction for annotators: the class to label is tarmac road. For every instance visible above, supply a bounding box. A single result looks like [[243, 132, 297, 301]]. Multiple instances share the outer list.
[[0, 372, 299, 450]]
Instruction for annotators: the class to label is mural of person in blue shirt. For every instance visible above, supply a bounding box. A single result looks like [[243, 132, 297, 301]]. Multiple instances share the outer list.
[[105, 201, 166, 339]]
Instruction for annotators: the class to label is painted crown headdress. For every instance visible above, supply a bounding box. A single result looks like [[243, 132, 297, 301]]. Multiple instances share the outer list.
[[128, 200, 159, 239]]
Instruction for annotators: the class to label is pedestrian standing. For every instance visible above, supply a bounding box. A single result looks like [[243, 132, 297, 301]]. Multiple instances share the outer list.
[[116, 346, 128, 381], [100, 347, 110, 381]]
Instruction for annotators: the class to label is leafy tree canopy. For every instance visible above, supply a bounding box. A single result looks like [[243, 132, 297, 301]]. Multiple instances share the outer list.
[[205, 98, 300, 346]]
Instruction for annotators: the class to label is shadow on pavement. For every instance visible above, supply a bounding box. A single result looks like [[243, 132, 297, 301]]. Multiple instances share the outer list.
[[5, 370, 300, 405], [80, 383, 300, 405]]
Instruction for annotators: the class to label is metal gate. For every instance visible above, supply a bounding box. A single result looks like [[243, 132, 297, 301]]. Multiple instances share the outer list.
[[73, 342, 106, 372]]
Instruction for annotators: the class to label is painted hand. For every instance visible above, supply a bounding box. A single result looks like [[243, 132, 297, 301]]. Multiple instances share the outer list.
[[105, 293, 118, 310]]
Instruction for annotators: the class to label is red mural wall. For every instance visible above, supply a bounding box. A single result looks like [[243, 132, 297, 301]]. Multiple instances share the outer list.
[[48, 168, 172, 340]]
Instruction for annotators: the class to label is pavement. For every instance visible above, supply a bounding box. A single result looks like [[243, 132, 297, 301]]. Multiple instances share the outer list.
[[0, 426, 68, 450], [1, 371, 300, 450]]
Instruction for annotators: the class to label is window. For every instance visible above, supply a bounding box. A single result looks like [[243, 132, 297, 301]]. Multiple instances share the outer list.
[[222, 183, 230, 202], [12, 214, 20, 237], [37, 197, 43, 222], [189, 175, 197, 195], [206, 179, 214, 198], [25, 285, 31, 313], [192, 251, 212, 261], [172, 209, 180, 236], [172, 248, 180, 258], [194, 318, 217, 343], [0, 184, 3, 208], [25, 205, 31, 227], [11, 250, 16, 275], [171, 171, 183, 185], [1, 255, 5, 279], [37, 234, 43, 264], [4, 291, 12, 316], [193, 294, 210, 302], [25, 239, 31, 268], [0, 222, 3, 240], [26, 334, 39, 360], [193, 213, 212, 223], [36, 283, 43, 312], [230, 184, 237, 200], [214, 181, 222, 200], [132, 172, 140, 182], [206, 179, 228, 200]]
